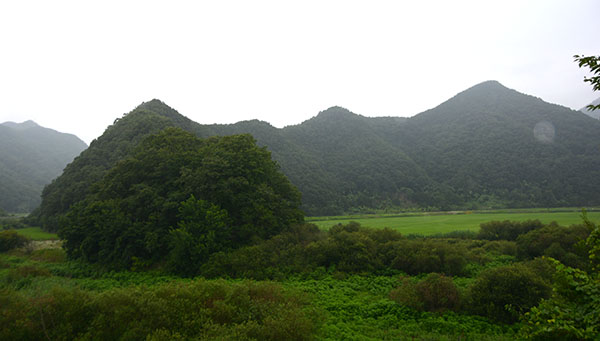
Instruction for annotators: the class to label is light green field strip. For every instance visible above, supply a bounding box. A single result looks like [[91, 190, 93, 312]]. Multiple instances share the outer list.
[[309, 211, 600, 236], [14, 227, 59, 240]]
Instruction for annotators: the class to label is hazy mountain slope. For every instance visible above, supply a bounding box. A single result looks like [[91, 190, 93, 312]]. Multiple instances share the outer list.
[[277, 107, 432, 214], [580, 97, 600, 119], [0, 121, 87, 212], [394, 81, 600, 208]]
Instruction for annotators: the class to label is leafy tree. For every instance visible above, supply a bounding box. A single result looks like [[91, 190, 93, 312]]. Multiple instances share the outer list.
[[520, 212, 600, 339], [515, 222, 589, 269], [0, 230, 30, 252], [466, 264, 551, 324], [167, 196, 230, 276], [59, 128, 303, 273], [575, 55, 600, 111]]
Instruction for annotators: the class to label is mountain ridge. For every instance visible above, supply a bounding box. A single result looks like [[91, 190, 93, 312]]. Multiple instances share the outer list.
[[0, 121, 87, 212], [34, 81, 600, 230]]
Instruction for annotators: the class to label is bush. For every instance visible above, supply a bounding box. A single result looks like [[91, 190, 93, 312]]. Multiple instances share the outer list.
[[0, 218, 27, 230], [478, 220, 544, 241], [516, 223, 589, 268], [0, 230, 30, 252], [387, 239, 469, 276], [0, 280, 319, 340], [390, 273, 460, 312], [465, 264, 551, 323]]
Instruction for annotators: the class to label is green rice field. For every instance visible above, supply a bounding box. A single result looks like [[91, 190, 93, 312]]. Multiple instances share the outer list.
[[308, 208, 600, 235], [14, 227, 59, 240]]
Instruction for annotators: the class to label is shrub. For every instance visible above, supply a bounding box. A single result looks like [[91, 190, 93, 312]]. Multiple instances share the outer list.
[[478, 220, 544, 241], [0, 230, 30, 252], [30, 248, 67, 263], [390, 273, 460, 313], [516, 223, 589, 268], [389, 277, 423, 311], [465, 264, 551, 323], [0, 280, 319, 340], [388, 239, 469, 276]]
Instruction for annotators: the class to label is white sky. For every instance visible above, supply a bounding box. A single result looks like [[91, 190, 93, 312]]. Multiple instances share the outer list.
[[1, 0, 598, 144]]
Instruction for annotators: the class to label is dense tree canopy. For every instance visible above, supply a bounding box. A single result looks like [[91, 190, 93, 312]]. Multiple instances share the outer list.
[[59, 128, 303, 272]]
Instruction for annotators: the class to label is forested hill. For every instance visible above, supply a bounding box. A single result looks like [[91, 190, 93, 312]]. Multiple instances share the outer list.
[[35, 81, 600, 230], [391, 81, 600, 209], [0, 121, 87, 212]]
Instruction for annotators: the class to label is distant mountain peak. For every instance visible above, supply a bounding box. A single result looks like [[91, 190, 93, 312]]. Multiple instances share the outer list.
[[1, 120, 40, 130], [457, 80, 513, 96], [134, 99, 173, 113], [314, 106, 357, 119]]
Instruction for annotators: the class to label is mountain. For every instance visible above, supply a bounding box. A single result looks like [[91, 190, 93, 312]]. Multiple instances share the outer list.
[[580, 97, 600, 119], [35, 82, 600, 230], [393, 81, 600, 208], [0, 120, 87, 212]]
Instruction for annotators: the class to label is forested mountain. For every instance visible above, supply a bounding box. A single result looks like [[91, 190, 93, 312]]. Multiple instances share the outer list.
[[0, 121, 87, 212], [581, 97, 600, 119], [35, 81, 600, 230], [392, 81, 600, 209]]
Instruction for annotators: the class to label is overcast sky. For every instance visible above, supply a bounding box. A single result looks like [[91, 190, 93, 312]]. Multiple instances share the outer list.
[[1, 0, 598, 144]]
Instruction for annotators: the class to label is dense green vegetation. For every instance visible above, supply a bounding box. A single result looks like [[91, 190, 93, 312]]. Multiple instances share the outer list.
[[59, 128, 302, 273], [0, 230, 30, 252], [0, 120, 87, 213], [2, 216, 598, 339], [12, 227, 58, 241], [34, 81, 600, 229], [309, 210, 600, 235]]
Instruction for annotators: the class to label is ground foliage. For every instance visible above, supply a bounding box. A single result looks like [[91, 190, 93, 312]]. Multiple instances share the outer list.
[[2, 217, 596, 339]]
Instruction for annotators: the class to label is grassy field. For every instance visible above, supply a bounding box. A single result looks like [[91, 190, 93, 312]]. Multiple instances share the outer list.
[[14, 227, 59, 240], [308, 209, 600, 235]]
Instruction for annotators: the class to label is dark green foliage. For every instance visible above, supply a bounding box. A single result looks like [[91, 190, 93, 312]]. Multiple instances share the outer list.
[[520, 213, 600, 340], [59, 128, 303, 272], [200, 222, 508, 279], [37, 100, 207, 232], [0, 280, 318, 341], [385, 238, 471, 276], [521, 261, 600, 340], [515, 223, 589, 268], [574, 54, 600, 111], [0, 121, 87, 213], [0, 217, 27, 230], [36, 83, 600, 222], [390, 273, 461, 312], [466, 264, 551, 323], [0, 208, 6, 217], [478, 220, 544, 241], [0, 230, 30, 252], [166, 196, 230, 276]]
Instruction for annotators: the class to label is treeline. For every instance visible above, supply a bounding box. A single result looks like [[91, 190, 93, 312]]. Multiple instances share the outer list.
[[196, 220, 589, 280]]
